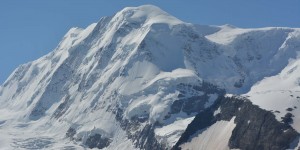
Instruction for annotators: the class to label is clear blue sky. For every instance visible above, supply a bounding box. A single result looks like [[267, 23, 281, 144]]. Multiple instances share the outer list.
[[0, 0, 299, 84]]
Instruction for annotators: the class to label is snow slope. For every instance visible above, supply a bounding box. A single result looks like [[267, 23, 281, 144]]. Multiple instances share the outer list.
[[180, 117, 236, 150], [0, 5, 208, 149], [0, 4, 300, 149], [244, 40, 300, 132]]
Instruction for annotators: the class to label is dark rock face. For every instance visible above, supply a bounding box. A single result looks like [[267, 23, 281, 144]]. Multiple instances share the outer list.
[[226, 97, 299, 150], [65, 127, 111, 149], [66, 127, 76, 140], [174, 96, 299, 150], [170, 82, 225, 115], [85, 134, 111, 149], [131, 124, 166, 150], [114, 108, 166, 150], [181, 95, 209, 115], [170, 100, 184, 114], [52, 95, 72, 119]]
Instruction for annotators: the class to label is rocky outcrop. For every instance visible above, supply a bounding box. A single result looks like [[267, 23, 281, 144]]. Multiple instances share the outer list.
[[174, 96, 299, 150], [85, 134, 111, 149], [226, 97, 298, 150], [170, 82, 225, 116], [66, 127, 76, 140], [131, 124, 166, 150], [114, 108, 166, 150]]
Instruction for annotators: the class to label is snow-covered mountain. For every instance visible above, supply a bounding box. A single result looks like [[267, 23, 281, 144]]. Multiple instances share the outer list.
[[0, 5, 300, 150]]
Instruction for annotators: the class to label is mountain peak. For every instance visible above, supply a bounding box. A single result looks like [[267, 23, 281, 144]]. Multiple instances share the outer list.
[[114, 5, 183, 26]]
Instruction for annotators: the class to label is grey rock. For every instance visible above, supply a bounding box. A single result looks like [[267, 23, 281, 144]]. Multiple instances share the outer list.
[[85, 134, 111, 149], [173, 96, 299, 150]]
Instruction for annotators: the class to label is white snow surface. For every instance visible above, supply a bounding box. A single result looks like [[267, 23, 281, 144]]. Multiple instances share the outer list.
[[245, 52, 300, 132], [0, 4, 300, 149], [155, 116, 195, 148]]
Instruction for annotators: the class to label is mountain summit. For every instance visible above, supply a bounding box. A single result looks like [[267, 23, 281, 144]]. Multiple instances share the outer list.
[[115, 5, 183, 25], [0, 5, 300, 150]]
